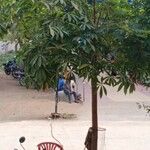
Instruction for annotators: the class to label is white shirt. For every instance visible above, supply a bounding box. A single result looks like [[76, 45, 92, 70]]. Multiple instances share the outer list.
[[70, 80, 77, 92]]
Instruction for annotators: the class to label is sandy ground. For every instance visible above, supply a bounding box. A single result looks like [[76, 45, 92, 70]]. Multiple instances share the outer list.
[[1, 120, 150, 150], [0, 72, 150, 122], [0, 72, 150, 150], [0, 72, 85, 122]]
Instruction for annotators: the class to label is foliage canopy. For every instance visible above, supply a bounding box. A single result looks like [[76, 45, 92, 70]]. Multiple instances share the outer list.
[[0, 0, 149, 92]]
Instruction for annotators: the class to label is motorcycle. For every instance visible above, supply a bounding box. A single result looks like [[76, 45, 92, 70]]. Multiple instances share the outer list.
[[12, 68, 26, 86], [3, 59, 17, 75], [12, 68, 25, 80], [3, 63, 11, 75], [3, 59, 26, 86], [14, 137, 26, 150]]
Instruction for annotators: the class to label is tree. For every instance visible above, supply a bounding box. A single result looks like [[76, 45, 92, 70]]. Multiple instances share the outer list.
[[1, 0, 149, 149]]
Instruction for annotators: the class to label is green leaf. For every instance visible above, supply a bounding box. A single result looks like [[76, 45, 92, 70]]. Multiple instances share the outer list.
[[37, 56, 42, 67], [59, 30, 64, 38], [103, 86, 107, 95], [99, 86, 103, 98], [124, 83, 130, 95], [129, 84, 135, 93], [41, 2, 50, 10], [54, 0, 59, 5], [118, 83, 124, 92], [49, 26, 55, 37], [60, 0, 65, 5], [79, 64, 89, 70], [67, 14, 72, 22], [71, 1, 79, 11], [111, 78, 117, 86], [86, 39, 95, 51], [30, 56, 38, 67]]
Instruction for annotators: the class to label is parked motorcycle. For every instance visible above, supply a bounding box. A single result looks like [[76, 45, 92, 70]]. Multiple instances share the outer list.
[[14, 137, 26, 150], [3, 59, 17, 75], [3, 63, 11, 75], [12, 68, 25, 80], [12, 68, 25, 86], [3, 59, 26, 86]]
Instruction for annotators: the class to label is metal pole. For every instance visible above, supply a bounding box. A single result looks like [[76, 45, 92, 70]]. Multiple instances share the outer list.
[[55, 74, 59, 114], [55, 92, 58, 113]]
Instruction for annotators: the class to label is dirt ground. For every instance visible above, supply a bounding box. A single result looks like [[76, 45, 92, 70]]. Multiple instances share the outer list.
[[0, 71, 150, 123], [0, 72, 150, 150], [0, 72, 85, 122]]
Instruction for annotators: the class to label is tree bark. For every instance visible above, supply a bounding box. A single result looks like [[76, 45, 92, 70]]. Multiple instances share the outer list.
[[91, 1, 98, 149], [91, 77, 98, 150]]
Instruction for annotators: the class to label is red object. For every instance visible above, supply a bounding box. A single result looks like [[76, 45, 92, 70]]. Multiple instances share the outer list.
[[37, 142, 63, 150]]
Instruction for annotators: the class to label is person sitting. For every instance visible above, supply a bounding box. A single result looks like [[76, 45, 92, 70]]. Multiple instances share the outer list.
[[57, 75, 65, 91], [63, 79, 78, 103], [70, 78, 82, 103], [63, 80, 73, 103], [70, 78, 77, 101], [57, 74, 82, 103], [57, 75, 68, 102], [64, 77, 81, 103]]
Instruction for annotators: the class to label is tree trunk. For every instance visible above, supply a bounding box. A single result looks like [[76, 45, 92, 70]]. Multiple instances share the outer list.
[[91, 77, 98, 150], [91, 1, 98, 149]]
